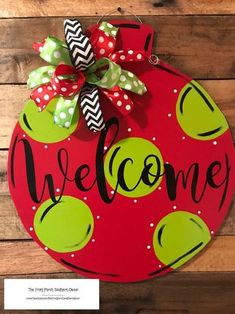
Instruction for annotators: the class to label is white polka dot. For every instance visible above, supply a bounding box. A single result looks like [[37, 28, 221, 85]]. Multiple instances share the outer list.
[[54, 116, 58, 123], [111, 30, 116, 36], [38, 107, 42, 112], [127, 128, 132, 132], [128, 72, 134, 78], [29, 227, 33, 231], [47, 86, 53, 91], [44, 94, 49, 100], [137, 53, 142, 60], [65, 100, 71, 105], [108, 42, 114, 48], [56, 188, 60, 192], [99, 36, 104, 43], [44, 55, 51, 62], [68, 107, 74, 115], [150, 223, 154, 227], [60, 112, 66, 119], [173, 89, 178, 93], [42, 77, 50, 83], [138, 89, 143, 94], [133, 81, 138, 87], [124, 94, 128, 100], [55, 78, 59, 83], [36, 97, 40, 103], [38, 87, 43, 93], [39, 46, 43, 53], [213, 141, 217, 145], [71, 254, 75, 258], [32, 206, 36, 210], [72, 85, 78, 90], [54, 51, 61, 58], [65, 121, 71, 128], [69, 92, 73, 96], [138, 80, 143, 85], [61, 87, 67, 92], [125, 84, 131, 90], [107, 22, 113, 28], [101, 76, 107, 83], [100, 48, 105, 55], [52, 84, 57, 90], [104, 32, 109, 37], [128, 50, 133, 54], [111, 73, 117, 80], [31, 82, 36, 88], [120, 75, 126, 82], [56, 102, 62, 109], [120, 55, 125, 60], [126, 105, 131, 111], [114, 92, 119, 97], [99, 25, 104, 30], [117, 100, 122, 106], [147, 245, 151, 250]]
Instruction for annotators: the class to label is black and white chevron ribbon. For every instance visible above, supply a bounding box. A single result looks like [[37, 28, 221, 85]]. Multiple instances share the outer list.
[[64, 19, 105, 132], [64, 19, 95, 71], [80, 84, 105, 132]]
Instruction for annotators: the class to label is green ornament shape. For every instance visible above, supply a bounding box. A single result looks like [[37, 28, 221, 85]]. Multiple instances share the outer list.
[[19, 98, 79, 143], [176, 80, 228, 140], [34, 196, 94, 253], [153, 211, 211, 269], [104, 137, 164, 198]]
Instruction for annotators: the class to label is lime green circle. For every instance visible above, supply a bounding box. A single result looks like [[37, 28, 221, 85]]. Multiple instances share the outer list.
[[153, 211, 211, 269], [34, 196, 94, 253], [19, 99, 79, 143], [176, 80, 228, 140], [104, 137, 164, 197]]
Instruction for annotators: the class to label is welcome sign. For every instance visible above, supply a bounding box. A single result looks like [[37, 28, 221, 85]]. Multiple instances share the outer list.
[[8, 20, 235, 282]]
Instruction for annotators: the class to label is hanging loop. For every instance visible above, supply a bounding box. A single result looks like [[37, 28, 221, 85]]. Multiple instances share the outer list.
[[98, 7, 143, 24]]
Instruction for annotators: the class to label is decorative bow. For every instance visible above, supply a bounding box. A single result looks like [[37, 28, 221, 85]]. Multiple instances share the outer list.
[[27, 20, 147, 132]]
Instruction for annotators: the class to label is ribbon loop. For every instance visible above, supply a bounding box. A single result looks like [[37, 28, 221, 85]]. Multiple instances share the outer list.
[[27, 66, 56, 88]]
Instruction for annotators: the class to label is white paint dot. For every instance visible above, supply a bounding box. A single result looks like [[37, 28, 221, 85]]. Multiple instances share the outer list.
[[60, 112, 66, 119], [111, 73, 117, 80], [211, 230, 214, 234], [83, 196, 87, 200], [99, 36, 104, 43], [182, 136, 186, 140], [168, 113, 172, 117], [198, 210, 201, 215], [213, 141, 217, 145], [44, 145, 48, 149], [39, 46, 43, 53], [111, 30, 116, 36], [173, 89, 178, 93], [125, 105, 131, 111], [29, 227, 33, 231], [23, 134, 26, 138], [68, 137, 71, 141], [107, 22, 113, 28], [71, 254, 75, 257], [128, 72, 134, 78], [32, 206, 36, 210], [134, 199, 137, 203], [158, 264, 162, 268], [150, 223, 154, 227], [92, 239, 95, 242], [31, 82, 36, 88], [64, 122, 70, 128], [52, 84, 57, 90], [152, 137, 156, 141], [97, 215, 100, 219], [104, 146, 108, 151], [158, 186, 162, 190], [54, 51, 61, 59], [44, 247, 48, 251], [56, 188, 60, 192], [127, 128, 132, 132], [147, 245, 151, 250], [173, 205, 177, 210], [55, 78, 59, 84], [111, 190, 114, 195], [44, 55, 51, 62]]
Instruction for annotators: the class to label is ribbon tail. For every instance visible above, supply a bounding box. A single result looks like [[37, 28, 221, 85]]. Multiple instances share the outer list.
[[53, 95, 79, 128], [101, 87, 134, 115], [80, 84, 105, 132], [30, 83, 56, 111]]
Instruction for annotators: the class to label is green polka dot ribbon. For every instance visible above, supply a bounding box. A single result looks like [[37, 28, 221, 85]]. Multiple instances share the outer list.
[[27, 19, 148, 132]]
